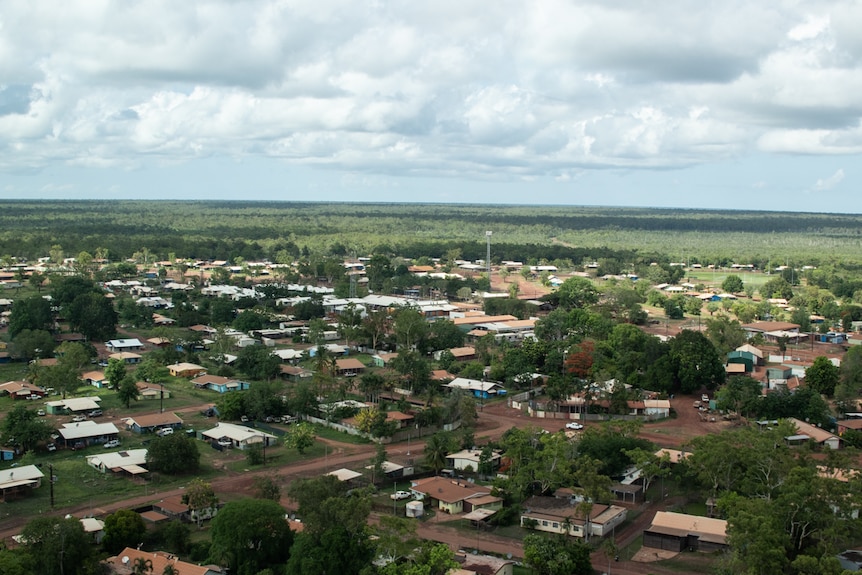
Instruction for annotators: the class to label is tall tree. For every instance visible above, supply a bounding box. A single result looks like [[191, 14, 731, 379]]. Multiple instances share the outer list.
[[182, 479, 219, 527], [805, 356, 840, 397], [669, 329, 725, 394], [8, 296, 53, 338], [102, 509, 147, 554], [209, 499, 293, 575]]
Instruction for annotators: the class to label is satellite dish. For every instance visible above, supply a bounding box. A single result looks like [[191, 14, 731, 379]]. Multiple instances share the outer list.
[[507, 553, 512, 560], [121, 556, 130, 565]]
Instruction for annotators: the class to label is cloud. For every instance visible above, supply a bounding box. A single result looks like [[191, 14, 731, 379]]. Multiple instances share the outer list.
[[812, 168, 845, 191], [0, 0, 860, 198]]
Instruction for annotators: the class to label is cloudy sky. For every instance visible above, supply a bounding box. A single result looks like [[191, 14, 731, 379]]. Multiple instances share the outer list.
[[1, 1, 861, 212]]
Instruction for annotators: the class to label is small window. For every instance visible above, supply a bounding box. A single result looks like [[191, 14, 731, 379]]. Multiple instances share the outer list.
[[552, 522, 559, 528], [542, 521, 548, 526]]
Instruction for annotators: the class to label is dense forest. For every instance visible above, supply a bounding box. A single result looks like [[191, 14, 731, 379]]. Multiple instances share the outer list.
[[1, 201, 862, 266]]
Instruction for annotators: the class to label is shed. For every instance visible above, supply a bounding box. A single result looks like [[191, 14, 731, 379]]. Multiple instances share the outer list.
[[643, 511, 728, 553]]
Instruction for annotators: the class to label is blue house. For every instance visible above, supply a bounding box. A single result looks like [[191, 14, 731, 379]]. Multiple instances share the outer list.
[[190, 375, 251, 393]]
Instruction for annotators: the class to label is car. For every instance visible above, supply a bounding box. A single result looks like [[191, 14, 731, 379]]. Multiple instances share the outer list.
[[565, 422, 584, 430], [702, 394, 710, 403], [156, 427, 174, 436], [104, 440, 120, 449], [72, 415, 87, 423], [88, 409, 103, 418], [282, 415, 298, 424], [264, 416, 276, 423], [390, 490, 411, 501], [240, 415, 249, 423], [46, 442, 56, 452], [36, 409, 46, 416], [28, 394, 41, 400], [217, 437, 232, 448]]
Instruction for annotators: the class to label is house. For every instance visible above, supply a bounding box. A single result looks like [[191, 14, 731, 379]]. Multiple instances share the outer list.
[[786, 418, 841, 449], [58, 421, 120, 448], [446, 449, 502, 472], [445, 377, 506, 399], [520, 495, 627, 539], [167, 362, 207, 378], [643, 511, 728, 552], [0, 464, 44, 502], [80, 517, 106, 544], [455, 554, 516, 575], [410, 476, 498, 515], [87, 449, 148, 476], [46, 396, 102, 415], [82, 371, 108, 388], [201, 422, 277, 450], [335, 357, 366, 376], [106, 339, 144, 352], [109, 351, 142, 365], [0, 380, 46, 399], [190, 375, 251, 393], [107, 546, 224, 575], [136, 381, 171, 400], [124, 412, 184, 434], [433, 347, 476, 362], [837, 419, 862, 436], [280, 365, 313, 381], [326, 468, 363, 484], [372, 352, 399, 368], [364, 460, 414, 480]]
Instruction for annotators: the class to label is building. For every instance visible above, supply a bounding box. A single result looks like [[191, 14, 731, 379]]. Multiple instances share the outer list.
[[82, 371, 108, 388], [410, 476, 498, 515], [201, 422, 277, 450], [520, 495, 627, 539], [105, 339, 144, 352], [87, 449, 148, 476], [45, 396, 102, 415], [136, 381, 171, 400], [123, 412, 184, 434], [0, 464, 44, 501], [445, 377, 506, 399], [107, 547, 224, 575], [335, 357, 366, 376], [643, 511, 728, 552], [0, 380, 46, 399], [190, 374, 251, 393], [167, 362, 207, 378], [445, 449, 501, 472], [109, 351, 142, 365], [57, 421, 119, 448], [786, 418, 841, 450]]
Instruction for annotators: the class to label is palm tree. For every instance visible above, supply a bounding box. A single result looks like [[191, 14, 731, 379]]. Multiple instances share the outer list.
[[162, 564, 178, 575], [132, 557, 153, 575], [424, 432, 452, 474]]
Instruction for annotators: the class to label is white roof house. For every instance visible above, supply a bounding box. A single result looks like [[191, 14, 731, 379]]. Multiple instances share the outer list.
[[201, 422, 277, 450], [327, 468, 363, 482], [58, 421, 120, 441], [87, 449, 148, 474], [445, 378, 504, 395], [46, 397, 102, 413], [106, 338, 144, 351], [0, 465, 44, 490], [446, 448, 501, 471]]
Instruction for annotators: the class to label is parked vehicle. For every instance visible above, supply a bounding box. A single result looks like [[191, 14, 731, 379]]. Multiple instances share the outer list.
[[390, 490, 411, 500], [36, 409, 46, 416], [156, 427, 174, 436], [565, 422, 584, 430], [46, 443, 56, 452], [72, 415, 87, 422], [88, 409, 103, 418], [240, 415, 249, 423], [282, 415, 298, 424], [217, 437, 232, 448], [104, 440, 120, 449]]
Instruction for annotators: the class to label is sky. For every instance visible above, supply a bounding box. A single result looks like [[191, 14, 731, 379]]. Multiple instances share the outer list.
[[1, 1, 861, 212]]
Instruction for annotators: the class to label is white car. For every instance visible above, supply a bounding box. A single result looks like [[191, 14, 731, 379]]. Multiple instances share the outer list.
[[104, 440, 120, 449], [390, 490, 412, 501], [72, 415, 87, 422], [156, 427, 174, 437], [565, 422, 584, 430]]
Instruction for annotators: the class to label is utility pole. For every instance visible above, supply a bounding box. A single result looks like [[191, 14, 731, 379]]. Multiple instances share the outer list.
[[49, 463, 55, 508], [485, 231, 492, 278]]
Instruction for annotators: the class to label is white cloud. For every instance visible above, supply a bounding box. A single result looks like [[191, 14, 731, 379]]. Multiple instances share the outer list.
[[0, 1, 861, 209], [812, 168, 845, 191]]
